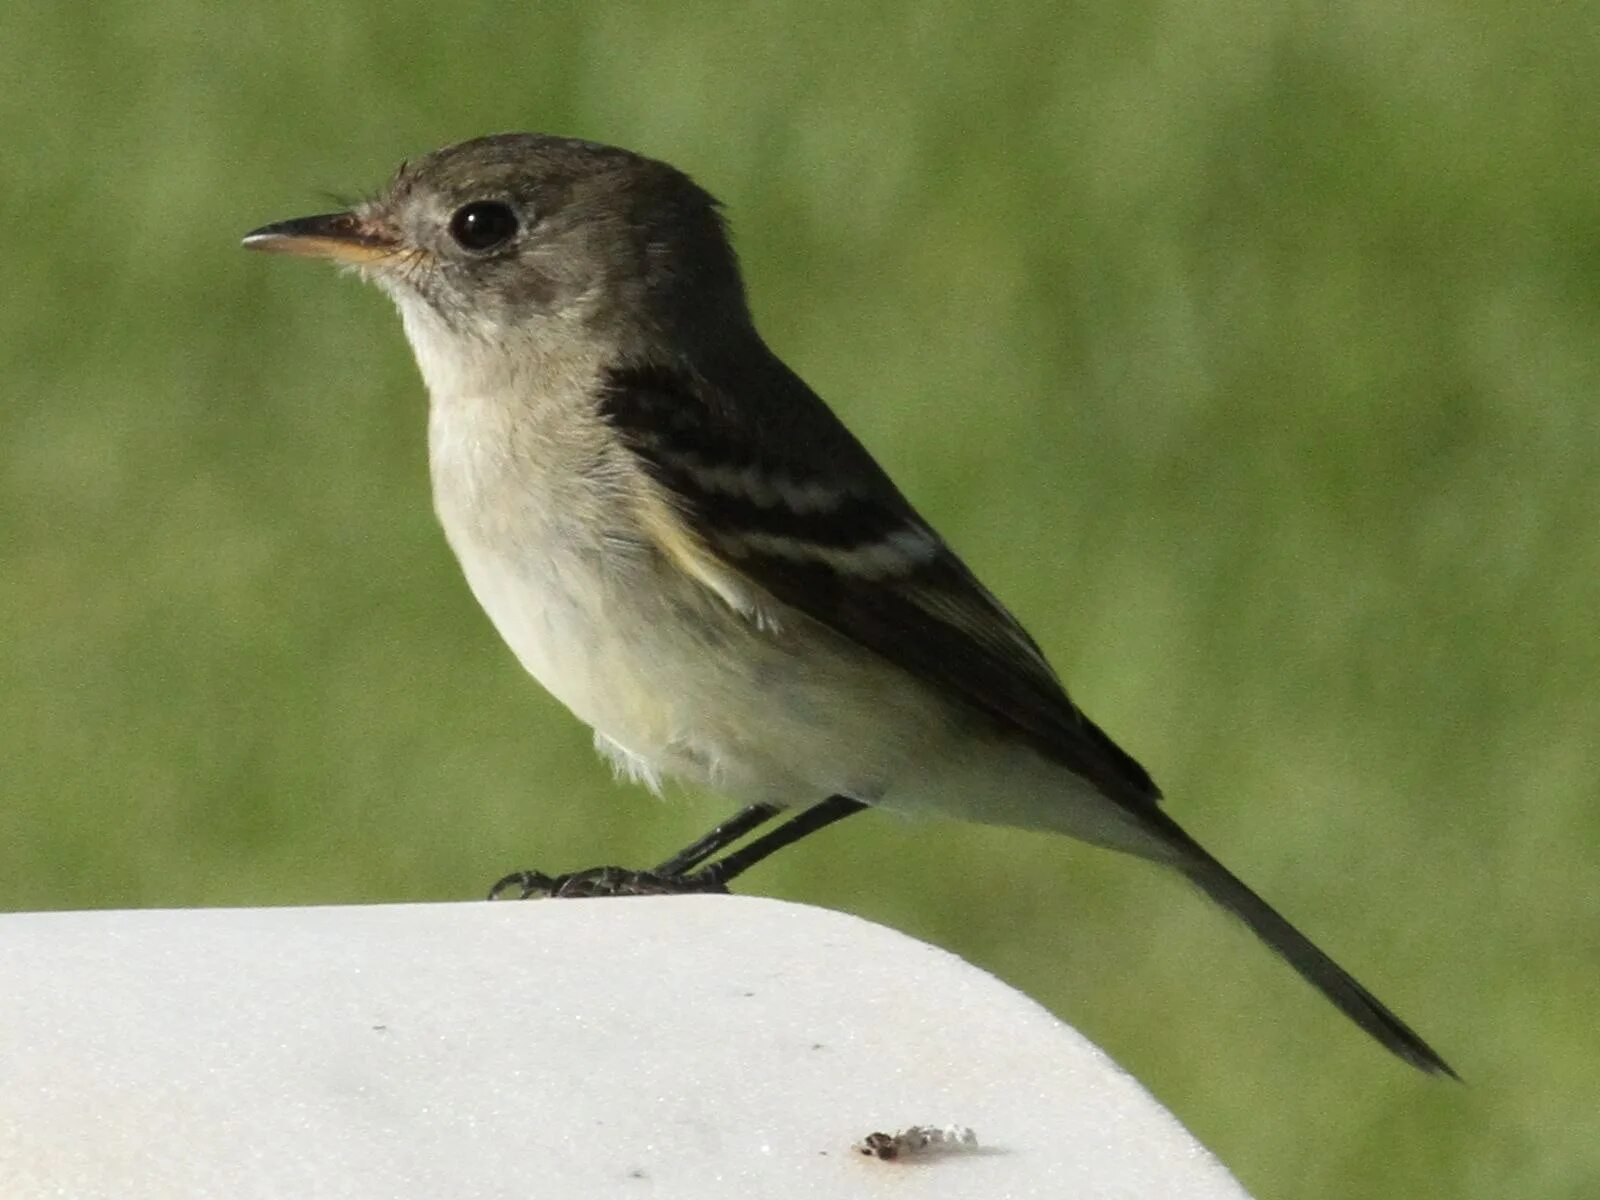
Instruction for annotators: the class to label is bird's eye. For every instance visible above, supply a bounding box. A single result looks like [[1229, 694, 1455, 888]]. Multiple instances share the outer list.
[[448, 201, 519, 251]]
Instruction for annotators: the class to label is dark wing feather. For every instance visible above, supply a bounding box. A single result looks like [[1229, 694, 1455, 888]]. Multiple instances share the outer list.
[[600, 357, 1160, 810]]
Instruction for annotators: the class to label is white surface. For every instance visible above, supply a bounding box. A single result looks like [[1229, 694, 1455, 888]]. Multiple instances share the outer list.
[[0, 898, 1249, 1199]]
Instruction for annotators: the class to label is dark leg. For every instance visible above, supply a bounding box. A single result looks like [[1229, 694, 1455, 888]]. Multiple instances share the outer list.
[[486, 795, 866, 900], [691, 795, 867, 888], [486, 803, 781, 899], [653, 803, 781, 876]]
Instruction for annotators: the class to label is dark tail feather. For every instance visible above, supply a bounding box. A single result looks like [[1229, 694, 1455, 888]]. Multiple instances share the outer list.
[[1159, 823, 1457, 1078]]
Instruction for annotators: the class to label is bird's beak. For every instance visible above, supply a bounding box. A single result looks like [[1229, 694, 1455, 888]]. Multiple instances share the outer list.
[[240, 211, 400, 265]]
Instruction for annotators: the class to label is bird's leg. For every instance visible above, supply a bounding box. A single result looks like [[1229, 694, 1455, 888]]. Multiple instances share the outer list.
[[683, 795, 867, 888], [486, 803, 779, 899], [485, 797, 865, 899], [652, 803, 782, 875]]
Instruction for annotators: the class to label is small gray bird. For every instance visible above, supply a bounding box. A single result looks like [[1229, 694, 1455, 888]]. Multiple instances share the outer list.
[[243, 133, 1453, 1076]]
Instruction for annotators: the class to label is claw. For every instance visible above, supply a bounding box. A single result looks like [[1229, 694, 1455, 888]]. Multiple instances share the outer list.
[[486, 866, 730, 900], [487, 870, 560, 900]]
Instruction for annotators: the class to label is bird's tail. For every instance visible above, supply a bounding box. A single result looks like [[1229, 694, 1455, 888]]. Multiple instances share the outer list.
[[1146, 811, 1457, 1078]]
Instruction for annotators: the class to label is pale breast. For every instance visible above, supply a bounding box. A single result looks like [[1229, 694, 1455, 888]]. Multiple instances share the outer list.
[[424, 382, 965, 810], [427, 383, 647, 728]]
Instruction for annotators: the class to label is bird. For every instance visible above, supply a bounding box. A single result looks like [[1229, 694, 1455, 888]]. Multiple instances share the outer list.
[[243, 132, 1454, 1076]]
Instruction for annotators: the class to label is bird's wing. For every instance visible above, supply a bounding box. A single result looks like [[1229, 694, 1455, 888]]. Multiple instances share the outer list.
[[599, 359, 1160, 810]]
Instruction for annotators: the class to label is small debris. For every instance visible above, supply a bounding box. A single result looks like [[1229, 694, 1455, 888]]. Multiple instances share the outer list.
[[855, 1124, 979, 1161]]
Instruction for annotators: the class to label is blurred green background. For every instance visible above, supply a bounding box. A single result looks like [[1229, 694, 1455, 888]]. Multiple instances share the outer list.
[[3, 0, 1596, 1194]]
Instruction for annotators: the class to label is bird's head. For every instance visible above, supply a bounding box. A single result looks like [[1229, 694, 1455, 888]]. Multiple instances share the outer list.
[[244, 133, 749, 377]]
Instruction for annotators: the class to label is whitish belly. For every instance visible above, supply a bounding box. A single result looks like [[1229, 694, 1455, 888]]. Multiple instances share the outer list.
[[448, 531, 962, 808]]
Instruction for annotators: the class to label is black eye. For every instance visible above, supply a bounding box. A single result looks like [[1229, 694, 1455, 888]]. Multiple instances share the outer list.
[[448, 201, 519, 251]]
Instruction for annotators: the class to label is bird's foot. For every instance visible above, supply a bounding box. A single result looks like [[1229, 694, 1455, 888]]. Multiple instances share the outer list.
[[486, 865, 729, 900]]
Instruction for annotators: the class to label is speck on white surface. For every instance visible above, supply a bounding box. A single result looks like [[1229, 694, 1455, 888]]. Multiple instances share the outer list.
[[0, 898, 1250, 1199]]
